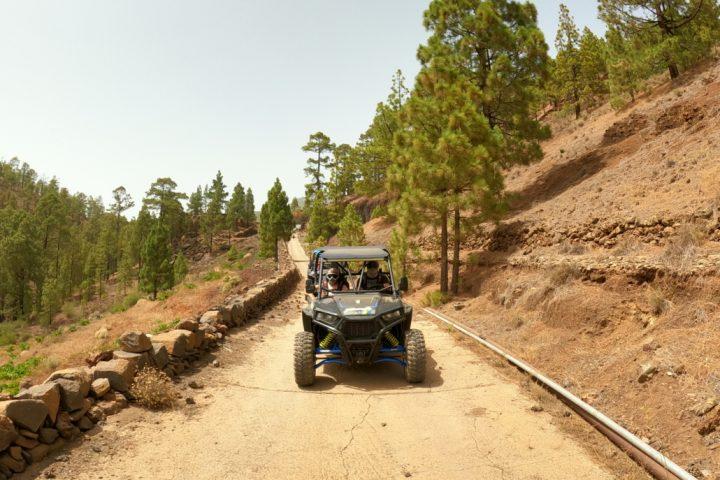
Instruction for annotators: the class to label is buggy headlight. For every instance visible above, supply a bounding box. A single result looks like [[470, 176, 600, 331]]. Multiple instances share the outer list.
[[382, 310, 403, 323], [315, 311, 339, 326]]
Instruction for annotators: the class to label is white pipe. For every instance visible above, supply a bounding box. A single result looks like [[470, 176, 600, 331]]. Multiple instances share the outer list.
[[423, 307, 695, 480]]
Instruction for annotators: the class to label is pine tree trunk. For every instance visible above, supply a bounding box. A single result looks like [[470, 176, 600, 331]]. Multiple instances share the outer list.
[[451, 207, 460, 295], [440, 210, 448, 294], [668, 63, 679, 80]]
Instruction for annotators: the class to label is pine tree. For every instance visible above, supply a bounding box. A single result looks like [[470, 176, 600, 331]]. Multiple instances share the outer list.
[[554, 4, 582, 118], [227, 182, 246, 229], [302, 132, 335, 206], [578, 27, 609, 108], [258, 179, 293, 261], [204, 171, 228, 251], [305, 190, 335, 245], [243, 188, 255, 225], [392, 0, 549, 295], [139, 222, 173, 300], [173, 251, 189, 285], [187, 186, 205, 233], [353, 70, 409, 196], [336, 204, 366, 246], [599, 0, 720, 80], [107, 186, 134, 272], [142, 178, 187, 245]]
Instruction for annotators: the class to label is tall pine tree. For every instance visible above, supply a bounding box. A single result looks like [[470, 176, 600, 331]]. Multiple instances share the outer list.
[[139, 222, 173, 300], [258, 179, 293, 261]]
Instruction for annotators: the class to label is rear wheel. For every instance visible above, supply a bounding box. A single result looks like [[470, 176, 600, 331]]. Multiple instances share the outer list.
[[294, 331, 316, 387], [404, 329, 426, 383]]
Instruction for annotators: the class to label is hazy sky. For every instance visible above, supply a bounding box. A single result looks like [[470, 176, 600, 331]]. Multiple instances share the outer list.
[[0, 1, 605, 216]]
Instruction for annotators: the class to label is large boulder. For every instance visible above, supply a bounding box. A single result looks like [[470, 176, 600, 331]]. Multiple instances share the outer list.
[[45, 368, 91, 411], [0, 400, 49, 432], [113, 350, 150, 371], [228, 301, 245, 326], [199, 310, 222, 325], [177, 318, 199, 332], [152, 330, 190, 356], [93, 359, 135, 392], [15, 383, 60, 423], [151, 343, 169, 369], [54, 411, 79, 439], [119, 331, 152, 353], [0, 415, 18, 451], [0, 453, 25, 473]]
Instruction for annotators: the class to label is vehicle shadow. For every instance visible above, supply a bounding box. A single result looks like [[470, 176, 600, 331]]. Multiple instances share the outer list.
[[306, 347, 443, 392]]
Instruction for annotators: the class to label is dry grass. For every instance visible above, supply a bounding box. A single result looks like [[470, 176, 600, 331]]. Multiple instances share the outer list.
[[646, 287, 670, 316], [129, 367, 177, 410], [548, 263, 580, 287], [663, 223, 706, 271], [558, 241, 587, 256]]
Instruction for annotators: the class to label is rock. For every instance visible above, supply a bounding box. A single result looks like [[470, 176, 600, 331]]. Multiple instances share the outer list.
[[90, 378, 111, 397], [0, 400, 49, 432], [8, 446, 21, 461], [177, 319, 199, 332], [85, 350, 113, 367], [452, 302, 465, 311], [86, 405, 105, 424], [199, 310, 222, 325], [94, 327, 108, 340], [77, 416, 94, 431], [15, 383, 61, 423], [18, 428, 38, 439], [185, 397, 195, 405], [119, 331, 153, 353], [0, 453, 25, 473], [152, 330, 190, 357], [48, 437, 65, 453], [694, 398, 718, 417], [38, 427, 59, 444], [150, 343, 169, 369], [54, 412, 79, 439], [28, 443, 50, 463], [45, 368, 91, 411], [181, 330, 200, 350], [188, 380, 203, 389], [0, 415, 18, 451], [13, 435, 38, 449], [638, 363, 657, 383], [68, 398, 92, 421], [113, 350, 150, 371], [530, 404, 544, 412], [211, 360, 220, 368], [93, 359, 135, 393]]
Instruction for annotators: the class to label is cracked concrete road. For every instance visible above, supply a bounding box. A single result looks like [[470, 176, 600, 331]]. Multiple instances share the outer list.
[[24, 238, 617, 479]]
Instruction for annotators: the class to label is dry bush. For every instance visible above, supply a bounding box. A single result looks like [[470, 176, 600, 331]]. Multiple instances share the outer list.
[[646, 287, 670, 316], [130, 367, 176, 410], [558, 241, 586, 256], [663, 223, 706, 270], [612, 237, 642, 256], [548, 263, 580, 287]]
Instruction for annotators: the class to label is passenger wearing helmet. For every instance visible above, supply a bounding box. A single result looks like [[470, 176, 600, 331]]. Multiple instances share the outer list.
[[360, 261, 390, 291], [322, 266, 349, 293]]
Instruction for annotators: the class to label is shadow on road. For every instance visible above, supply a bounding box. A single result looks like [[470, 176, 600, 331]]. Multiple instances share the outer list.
[[306, 348, 443, 392]]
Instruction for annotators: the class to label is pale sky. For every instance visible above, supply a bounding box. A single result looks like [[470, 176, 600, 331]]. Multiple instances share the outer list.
[[0, 1, 605, 217]]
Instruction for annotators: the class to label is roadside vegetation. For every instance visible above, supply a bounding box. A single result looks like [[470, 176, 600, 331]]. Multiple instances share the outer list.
[[284, 0, 720, 298]]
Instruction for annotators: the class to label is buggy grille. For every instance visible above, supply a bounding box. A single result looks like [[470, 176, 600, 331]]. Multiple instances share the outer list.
[[342, 319, 377, 338]]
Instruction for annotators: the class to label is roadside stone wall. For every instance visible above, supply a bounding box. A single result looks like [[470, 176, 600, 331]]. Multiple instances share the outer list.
[[0, 251, 299, 478]]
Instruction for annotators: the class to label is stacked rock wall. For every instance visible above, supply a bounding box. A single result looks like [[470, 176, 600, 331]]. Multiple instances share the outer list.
[[0, 251, 299, 478]]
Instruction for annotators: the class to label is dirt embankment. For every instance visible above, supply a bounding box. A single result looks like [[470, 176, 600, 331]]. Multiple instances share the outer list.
[[384, 59, 720, 478]]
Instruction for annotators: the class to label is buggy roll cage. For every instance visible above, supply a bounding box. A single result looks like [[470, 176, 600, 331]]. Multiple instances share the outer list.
[[311, 246, 400, 299]]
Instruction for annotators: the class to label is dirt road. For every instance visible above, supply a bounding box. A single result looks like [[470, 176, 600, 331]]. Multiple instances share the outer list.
[[22, 238, 619, 480]]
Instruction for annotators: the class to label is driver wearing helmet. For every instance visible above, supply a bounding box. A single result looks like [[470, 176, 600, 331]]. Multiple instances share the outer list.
[[360, 261, 390, 291]]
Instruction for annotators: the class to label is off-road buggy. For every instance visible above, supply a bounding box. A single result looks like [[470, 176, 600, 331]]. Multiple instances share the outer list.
[[294, 246, 426, 387]]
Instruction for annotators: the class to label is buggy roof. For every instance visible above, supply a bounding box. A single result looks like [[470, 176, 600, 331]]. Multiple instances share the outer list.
[[317, 246, 389, 260]]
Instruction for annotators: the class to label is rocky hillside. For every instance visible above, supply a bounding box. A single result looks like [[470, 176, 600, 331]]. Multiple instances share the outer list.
[[397, 58, 720, 478]]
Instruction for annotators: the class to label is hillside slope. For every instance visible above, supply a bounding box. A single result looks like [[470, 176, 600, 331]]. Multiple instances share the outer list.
[[384, 59, 720, 477]]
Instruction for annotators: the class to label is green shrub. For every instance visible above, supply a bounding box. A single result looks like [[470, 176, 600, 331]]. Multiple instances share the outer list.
[[18, 341, 29, 351], [422, 290, 451, 307], [0, 356, 42, 395], [202, 270, 223, 282], [370, 205, 388, 219], [184, 283, 197, 290], [227, 245, 245, 262], [80, 319, 90, 326], [0, 321, 24, 346], [156, 290, 172, 301], [110, 291, 142, 313], [150, 318, 180, 335]]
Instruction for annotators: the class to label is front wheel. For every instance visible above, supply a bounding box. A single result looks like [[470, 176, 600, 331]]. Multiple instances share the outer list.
[[404, 329, 426, 383], [294, 331, 316, 387]]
